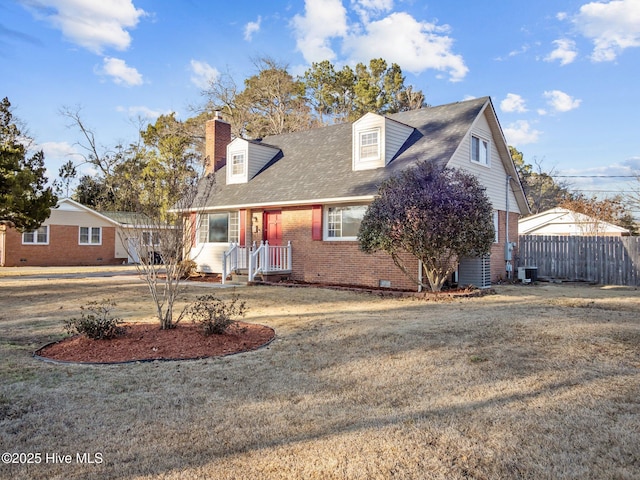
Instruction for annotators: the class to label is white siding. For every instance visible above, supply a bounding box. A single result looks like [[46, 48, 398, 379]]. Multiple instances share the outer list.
[[226, 139, 249, 184], [353, 113, 385, 170], [384, 118, 414, 163], [48, 208, 114, 228], [448, 110, 519, 213], [191, 243, 228, 273], [352, 113, 413, 171], [226, 139, 280, 184], [247, 142, 280, 179]]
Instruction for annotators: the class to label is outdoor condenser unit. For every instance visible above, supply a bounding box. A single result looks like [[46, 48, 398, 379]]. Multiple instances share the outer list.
[[518, 267, 538, 284], [458, 255, 491, 289]]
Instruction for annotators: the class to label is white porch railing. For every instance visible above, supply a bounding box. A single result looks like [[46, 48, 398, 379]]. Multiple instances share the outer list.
[[248, 241, 292, 282], [221, 242, 249, 284], [222, 241, 292, 283]]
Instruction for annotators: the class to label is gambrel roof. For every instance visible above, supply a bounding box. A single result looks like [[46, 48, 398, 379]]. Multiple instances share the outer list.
[[194, 96, 529, 213]]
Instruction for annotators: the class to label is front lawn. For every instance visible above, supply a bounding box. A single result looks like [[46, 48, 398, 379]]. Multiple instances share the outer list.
[[1, 276, 638, 479]]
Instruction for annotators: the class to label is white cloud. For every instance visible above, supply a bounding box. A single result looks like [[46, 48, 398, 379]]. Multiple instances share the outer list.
[[543, 90, 582, 112], [572, 0, 640, 62], [38, 141, 81, 163], [545, 39, 578, 65], [244, 16, 262, 42], [352, 0, 394, 22], [291, 0, 349, 62], [503, 120, 541, 146], [99, 57, 143, 86], [343, 12, 468, 81], [190, 60, 219, 89], [291, 0, 467, 81], [26, 0, 146, 54], [500, 93, 528, 113], [116, 105, 168, 119]]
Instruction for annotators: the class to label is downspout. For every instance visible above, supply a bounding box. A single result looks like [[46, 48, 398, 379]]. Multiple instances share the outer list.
[[505, 175, 512, 279]]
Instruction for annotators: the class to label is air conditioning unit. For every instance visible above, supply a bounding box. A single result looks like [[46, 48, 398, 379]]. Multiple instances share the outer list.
[[518, 266, 538, 283], [458, 255, 491, 289]]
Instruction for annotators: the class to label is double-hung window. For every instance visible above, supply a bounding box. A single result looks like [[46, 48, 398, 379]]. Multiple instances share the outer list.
[[80, 227, 101, 245], [22, 226, 49, 244], [359, 130, 380, 160], [231, 152, 245, 176], [325, 205, 367, 241], [471, 135, 490, 166], [142, 231, 160, 246], [198, 212, 239, 243]]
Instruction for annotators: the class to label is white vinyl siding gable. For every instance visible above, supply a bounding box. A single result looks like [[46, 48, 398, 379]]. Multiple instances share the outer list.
[[226, 139, 280, 185], [447, 108, 520, 213], [352, 113, 413, 171]]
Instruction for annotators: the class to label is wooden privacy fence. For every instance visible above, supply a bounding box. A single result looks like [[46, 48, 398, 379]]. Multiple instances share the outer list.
[[519, 235, 640, 286]]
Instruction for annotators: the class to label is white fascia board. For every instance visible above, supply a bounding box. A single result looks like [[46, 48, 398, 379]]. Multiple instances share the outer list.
[[189, 195, 376, 212]]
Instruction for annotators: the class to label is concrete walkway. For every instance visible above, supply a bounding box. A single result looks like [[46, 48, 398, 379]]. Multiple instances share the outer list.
[[0, 265, 244, 288], [0, 265, 140, 278]]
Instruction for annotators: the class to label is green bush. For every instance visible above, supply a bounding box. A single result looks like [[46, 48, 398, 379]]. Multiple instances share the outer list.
[[64, 299, 125, 340], [183, 294, 247, 335]]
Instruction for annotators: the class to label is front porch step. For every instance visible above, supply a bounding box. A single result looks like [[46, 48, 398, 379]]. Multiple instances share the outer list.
[[229, 272, 249, 284]]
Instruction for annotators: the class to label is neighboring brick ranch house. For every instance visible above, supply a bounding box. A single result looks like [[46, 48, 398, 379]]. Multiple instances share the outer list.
[[0, 198, 134, 267], [186, 97, 529, 291]]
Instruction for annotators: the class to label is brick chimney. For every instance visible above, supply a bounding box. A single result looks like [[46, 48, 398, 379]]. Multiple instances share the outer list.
[[205, 112, 231, 175]]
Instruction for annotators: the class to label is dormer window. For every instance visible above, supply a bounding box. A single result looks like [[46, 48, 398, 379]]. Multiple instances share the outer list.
[[225, 138, 280, 184], [359, 129, 380, 160], [231, 152, 245, 176], [352, 112, 413, 171]]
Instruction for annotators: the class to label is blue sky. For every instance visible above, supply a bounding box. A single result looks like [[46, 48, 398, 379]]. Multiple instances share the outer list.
[[2, 0, 639, 202]]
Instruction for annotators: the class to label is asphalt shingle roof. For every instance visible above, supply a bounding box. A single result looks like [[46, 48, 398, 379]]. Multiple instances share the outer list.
[[196, 96, 490, 209]]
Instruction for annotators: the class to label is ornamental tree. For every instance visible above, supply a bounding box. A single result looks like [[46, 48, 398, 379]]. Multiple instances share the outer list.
[[358, 162, 495, 292]]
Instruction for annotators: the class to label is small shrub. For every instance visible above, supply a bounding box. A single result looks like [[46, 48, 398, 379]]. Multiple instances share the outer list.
[[183, 294, 247, 335], [179, 259, 198, 279], [64, 299, 125, 340]]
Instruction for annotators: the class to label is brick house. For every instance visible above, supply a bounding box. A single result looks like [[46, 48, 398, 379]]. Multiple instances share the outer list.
[[187, 97, 529, 290], [0, 198, 132, 267]]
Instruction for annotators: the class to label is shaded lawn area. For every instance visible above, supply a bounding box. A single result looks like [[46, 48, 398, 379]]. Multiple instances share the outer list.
[[0, 275, 638, 479]]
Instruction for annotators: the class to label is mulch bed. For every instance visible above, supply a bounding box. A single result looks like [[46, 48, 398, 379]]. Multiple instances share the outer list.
[[35, 321, 275, 364]]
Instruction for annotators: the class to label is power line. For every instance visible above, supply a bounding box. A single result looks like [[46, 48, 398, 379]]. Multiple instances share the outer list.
[[551, 175, 638, 178]]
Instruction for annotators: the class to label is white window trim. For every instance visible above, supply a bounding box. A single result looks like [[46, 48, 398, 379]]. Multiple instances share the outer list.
[[470, 134, 491, 167], [493, 211, 499, 243], [230, 151, 246, 177], [79, 226, 102, 245], [22, 226, 49, 245], [142, 231, 160, 247], [323, 204, 367, 241], [359, 128, 381, 161], [198, 212, 239, 244]]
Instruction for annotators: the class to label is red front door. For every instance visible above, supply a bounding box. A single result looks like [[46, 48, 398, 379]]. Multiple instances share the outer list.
[[264, 210, 282, 246]]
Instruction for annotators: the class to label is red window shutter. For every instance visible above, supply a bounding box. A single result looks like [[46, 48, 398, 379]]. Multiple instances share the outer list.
[[239, 209, 246, 246], [189, 212, 197, 246], [312, 205, 322, 240]]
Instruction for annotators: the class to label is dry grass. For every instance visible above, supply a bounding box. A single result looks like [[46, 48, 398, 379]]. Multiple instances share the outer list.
[[0, 274, 638, 479]]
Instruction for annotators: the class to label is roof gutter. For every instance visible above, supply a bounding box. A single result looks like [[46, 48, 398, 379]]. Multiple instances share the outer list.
[[175, 195, 377, 213]]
